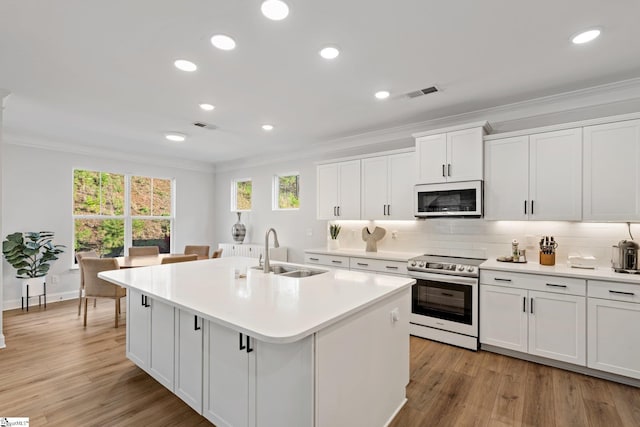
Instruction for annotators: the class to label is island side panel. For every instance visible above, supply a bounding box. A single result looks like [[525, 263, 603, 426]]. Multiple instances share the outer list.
[[315, 288, 410, 427]]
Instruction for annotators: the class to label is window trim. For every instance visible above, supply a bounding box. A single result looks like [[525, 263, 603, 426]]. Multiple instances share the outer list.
[[231, 177, 252, 212], [72, 169, 175, 263], [272, 171, 300, 211]]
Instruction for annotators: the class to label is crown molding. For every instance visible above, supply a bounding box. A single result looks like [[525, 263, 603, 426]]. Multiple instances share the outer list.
[[215, 77, 640, 172], [3, 132, 216, 174]]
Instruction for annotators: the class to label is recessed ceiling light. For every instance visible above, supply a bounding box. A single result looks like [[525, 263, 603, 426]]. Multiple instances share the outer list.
[[319, 46, 340, 60], [262, 124, 274, 131], [199, 103, 215, 111], [174, 59, 197, 72], [375, 91, 390, 100], [211, 34, 236, 51], [165, 132, 186, 142], [261, 0, 289, 21], [572, 28, 601, 44]]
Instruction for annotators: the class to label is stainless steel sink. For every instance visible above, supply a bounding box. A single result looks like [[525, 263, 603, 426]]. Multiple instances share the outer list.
[[251, 264, 327, 277]]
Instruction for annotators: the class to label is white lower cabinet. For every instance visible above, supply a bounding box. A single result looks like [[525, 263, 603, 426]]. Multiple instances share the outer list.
[[203, 322, 313, 427], [126, 289, 175, 389], [480, 271, 586, 366], [175, 310, 204, 413], [587, 280, 640, 379]]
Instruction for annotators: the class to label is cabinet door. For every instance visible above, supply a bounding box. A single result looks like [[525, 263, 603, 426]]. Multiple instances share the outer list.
[[317, 163, 339, 220], [149, 298, 175, 389], [479, 285, 528, 352], [175, 310, 203, 413], [588, 298, 640, 379], [127, 289, 150, 368], [204, 322, 249, 427], [529, 128, 582, 220], [447, 127, 484, 182], [528, 291, 586, 366], [484, 136, 529, 220], [387, 152, 416, 220], [583, 119, 640, 221], [416, 133, 447, 184], [337, 160, 361, 219], [361, 156, 389, 220]]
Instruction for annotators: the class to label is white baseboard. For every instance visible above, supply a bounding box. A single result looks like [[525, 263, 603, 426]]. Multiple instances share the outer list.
[[3, 291, 78, 311]]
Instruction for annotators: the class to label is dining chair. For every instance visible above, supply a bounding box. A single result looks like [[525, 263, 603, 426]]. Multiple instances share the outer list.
[[184, 245, 210, 258], [211, 248, 223, 258], [75, 250, 99, 316], [161, 254, 198, 264], [129, 246, 160, 256], [81, 258, 126, 328]]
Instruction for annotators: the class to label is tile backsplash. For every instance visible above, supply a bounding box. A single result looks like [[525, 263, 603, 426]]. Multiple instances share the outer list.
[[330, 219, 635, 266]]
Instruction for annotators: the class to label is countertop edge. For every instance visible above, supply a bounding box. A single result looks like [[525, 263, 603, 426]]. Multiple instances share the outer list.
[[304, 248, 422, 262]]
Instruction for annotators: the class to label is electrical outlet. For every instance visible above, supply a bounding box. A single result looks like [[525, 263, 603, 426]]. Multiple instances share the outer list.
[[391, 231, 398, 240]]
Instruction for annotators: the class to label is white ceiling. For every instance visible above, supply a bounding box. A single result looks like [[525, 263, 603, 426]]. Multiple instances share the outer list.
[[1, 0, 639, 165]]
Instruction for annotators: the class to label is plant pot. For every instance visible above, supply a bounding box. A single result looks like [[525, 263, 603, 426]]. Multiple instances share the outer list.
[[20, 277, 46, 297], [327, 239, 340, 250]]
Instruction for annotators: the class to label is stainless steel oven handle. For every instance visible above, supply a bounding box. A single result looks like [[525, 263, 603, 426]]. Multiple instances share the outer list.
[[407, 270, 478, 286]]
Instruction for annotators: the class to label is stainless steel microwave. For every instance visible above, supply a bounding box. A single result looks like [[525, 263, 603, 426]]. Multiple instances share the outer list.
[[414, 180, 483, 218]]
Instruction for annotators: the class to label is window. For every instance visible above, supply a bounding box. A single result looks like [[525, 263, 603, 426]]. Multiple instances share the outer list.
[[273, 173, 300, 210], [231, 178, 252, 211], [73, 169, 174, 260]]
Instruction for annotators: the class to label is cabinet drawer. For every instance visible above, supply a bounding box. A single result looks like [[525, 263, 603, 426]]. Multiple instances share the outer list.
[[480, 270, 586, 296], [304, 253, 349, 269], [588, 280, 640, 303], [349, 258, 408, 276]]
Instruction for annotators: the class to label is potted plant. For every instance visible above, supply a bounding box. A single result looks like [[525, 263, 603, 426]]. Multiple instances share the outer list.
[[328, 223, 341, 250], [2, 231, 66, 303]]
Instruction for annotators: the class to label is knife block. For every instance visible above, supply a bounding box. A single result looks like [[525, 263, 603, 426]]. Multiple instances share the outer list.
[[539, 252, 556, 266]]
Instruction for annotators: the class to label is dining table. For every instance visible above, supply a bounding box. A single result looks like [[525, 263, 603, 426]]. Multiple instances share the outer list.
[[116, 254, 208, 268]]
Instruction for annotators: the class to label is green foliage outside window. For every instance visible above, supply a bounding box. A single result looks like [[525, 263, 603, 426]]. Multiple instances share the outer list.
[[236, 180, 252, 211], [277, 175, 299, 209]]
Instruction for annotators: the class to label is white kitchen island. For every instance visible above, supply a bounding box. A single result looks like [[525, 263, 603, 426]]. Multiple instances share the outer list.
[[99, 256, 414, 427]]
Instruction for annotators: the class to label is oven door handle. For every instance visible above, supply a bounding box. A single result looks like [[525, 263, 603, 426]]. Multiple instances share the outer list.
[[407, 270, 477, 286]]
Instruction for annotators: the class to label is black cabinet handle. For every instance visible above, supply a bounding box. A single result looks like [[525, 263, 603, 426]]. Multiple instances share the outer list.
[[531, 200, 534, 214], [546, 283, 567, 288], [142, 295, 150, 307], [194, 315, 201, 331], [239, 333, 246, 351], [337, 206, 340, 216], [524, 200, 527, 215], [331, 260, 343, 264], [309, 257, 319, 261], [387, 205, 391, 216], [141, 294, 145, 307], [357, 262, 369, 266], [442, 164, 445, 177], [494, 278, 512, 282], [385, 266, 399, 270], [447, 164, 451, 177], [246, 335, 253, 353], [609, 290, 635, 296], [523, 297, 526, 312], [530, 298, 534, 314]]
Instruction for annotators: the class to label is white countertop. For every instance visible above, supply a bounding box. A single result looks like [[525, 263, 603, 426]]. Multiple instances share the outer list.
[[99, 257, 414, 344], [305, 247, 422, 262], [481, 259, 640, 285]]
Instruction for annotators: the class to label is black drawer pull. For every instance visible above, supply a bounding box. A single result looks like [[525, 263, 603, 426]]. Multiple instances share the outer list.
[[546, 283, 567, 288], [385, 266, 399, 269], [331, 260, 343, 264], [609, 290, 635, 296], [309, 257, 319, 261], [357, 263, 369, 266], [494, 278, 512, 282]]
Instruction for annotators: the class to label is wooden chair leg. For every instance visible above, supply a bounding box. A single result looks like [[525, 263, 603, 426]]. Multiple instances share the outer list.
[[115, 299, 119, 328], [83, 297, 88, 326], [78, 287, 83, 316]]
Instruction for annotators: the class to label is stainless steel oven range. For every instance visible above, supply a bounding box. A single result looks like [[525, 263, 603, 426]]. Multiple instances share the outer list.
[[407, 254, 485, 351]]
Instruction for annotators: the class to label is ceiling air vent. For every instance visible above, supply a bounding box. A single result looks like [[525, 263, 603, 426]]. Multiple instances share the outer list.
[[193, 122, 217, 130], [406, 86, 439, 99]]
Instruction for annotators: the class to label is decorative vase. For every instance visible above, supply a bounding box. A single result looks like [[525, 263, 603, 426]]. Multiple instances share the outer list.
[[231, 212, 246, 243], [327, 239, 339, 250]]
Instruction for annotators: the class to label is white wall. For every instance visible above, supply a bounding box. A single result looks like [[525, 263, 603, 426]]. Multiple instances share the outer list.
[[1, 143, 216, 309], [0, 91, 8, 347]]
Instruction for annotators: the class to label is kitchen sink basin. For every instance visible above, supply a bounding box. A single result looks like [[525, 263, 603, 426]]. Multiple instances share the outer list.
[[251, 264, 327, 277]]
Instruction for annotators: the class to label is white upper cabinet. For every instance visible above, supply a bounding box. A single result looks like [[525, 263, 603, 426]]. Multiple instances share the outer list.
[[416, 126, 485, 184], [317, 160, 360, 220], [583, 119, 640, 221], [361, 151, 416, 220], [485, 128, 582, 220]]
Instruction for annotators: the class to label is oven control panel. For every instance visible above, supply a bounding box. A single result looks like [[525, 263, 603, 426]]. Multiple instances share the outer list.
[[407, 255, 483, 278]]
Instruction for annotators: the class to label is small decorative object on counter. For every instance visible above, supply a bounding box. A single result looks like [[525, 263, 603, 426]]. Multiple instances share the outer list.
[[231, 212, 246, 243], [362, 226, 385, 252], [327, 223, 341, 250], [512, 239, 519, 259], [539, 235, 557, 266]]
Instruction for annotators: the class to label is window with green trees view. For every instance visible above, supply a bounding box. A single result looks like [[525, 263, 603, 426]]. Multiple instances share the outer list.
[[73, 170, 173, 259], [273, 173, 300, 210], [232, 178, 252, 211]]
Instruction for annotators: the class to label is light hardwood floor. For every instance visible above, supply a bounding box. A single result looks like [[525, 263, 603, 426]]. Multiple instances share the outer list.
[[2, 300, 639, 426]]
